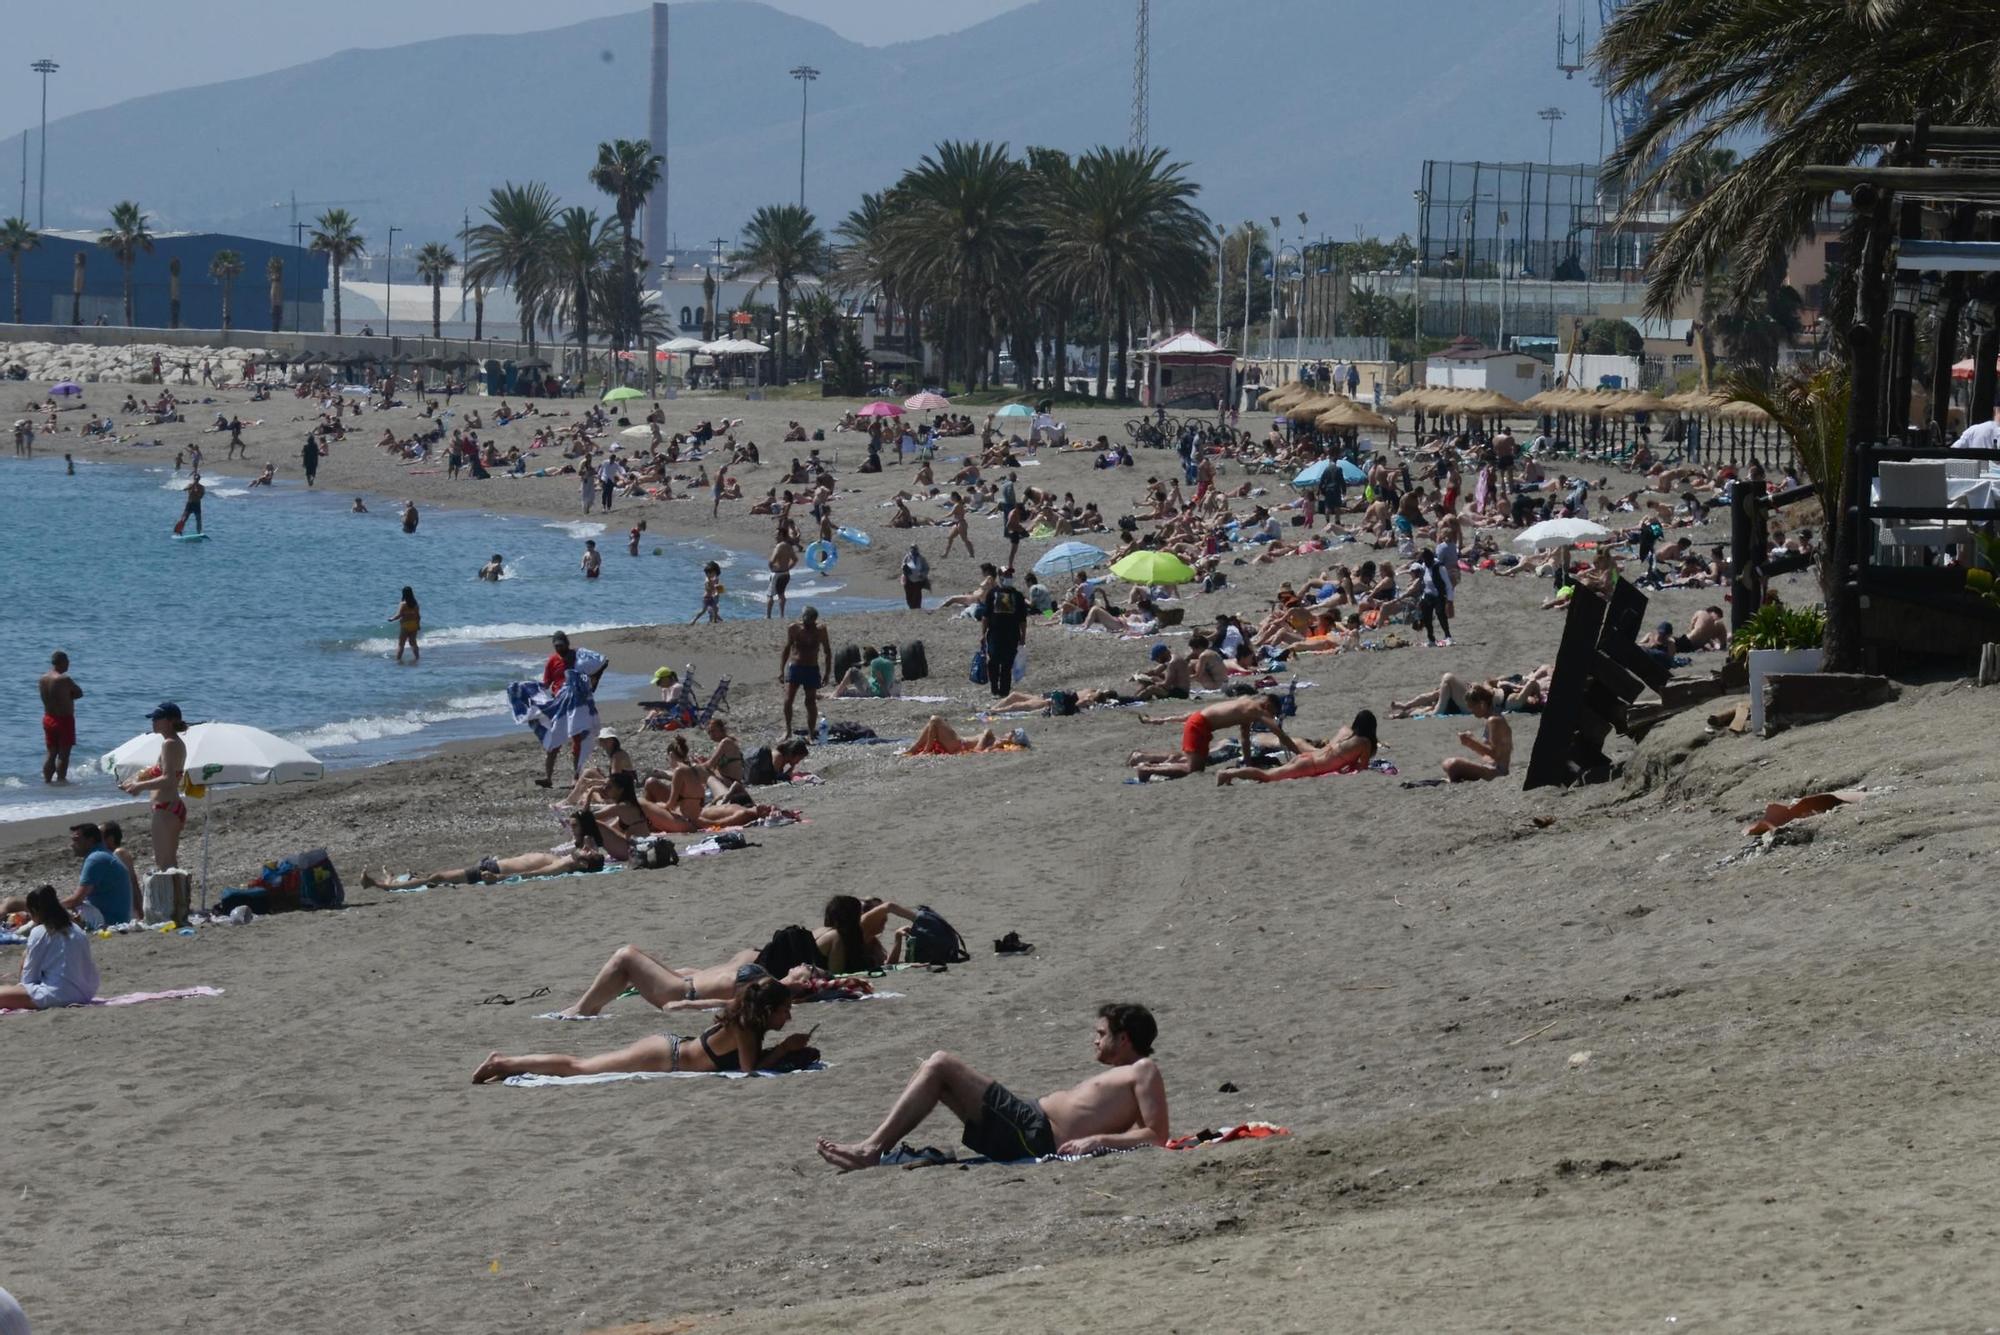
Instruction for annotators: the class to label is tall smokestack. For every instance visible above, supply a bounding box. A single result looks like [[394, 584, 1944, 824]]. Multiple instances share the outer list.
[[645, 2, 670, 273]]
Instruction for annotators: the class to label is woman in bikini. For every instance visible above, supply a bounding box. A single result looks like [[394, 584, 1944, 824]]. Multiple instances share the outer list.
[[119, 703, 189, 872], [362, 814, 607, 888], [941, 491, 974, 557], [472, 976, 814, 1082], [632, 751, 775, 832], [553, 943, 872, 1018], [1214, 710, 1378, 785], [815, 895, 919, 973], [390, 586, 421, 663], [905, 716, 1023, 756]]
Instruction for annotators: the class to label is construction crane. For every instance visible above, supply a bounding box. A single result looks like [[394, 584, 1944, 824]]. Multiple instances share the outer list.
[[1554, 0, 1646, 151], [1131, 0, 1149, 152]]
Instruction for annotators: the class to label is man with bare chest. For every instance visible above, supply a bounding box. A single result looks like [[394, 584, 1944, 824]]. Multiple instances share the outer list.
[[38, 651, 83, 784], [767, 535, 799, 619], [816, 1005, 1170, 1169], [779, 606, 832, 737]]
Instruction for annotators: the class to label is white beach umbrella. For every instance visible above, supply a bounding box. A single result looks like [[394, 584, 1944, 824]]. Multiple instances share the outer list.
[[659, 337, 706, 353], [1512, 518, 1610, 553], [102, 722, 326, 905]]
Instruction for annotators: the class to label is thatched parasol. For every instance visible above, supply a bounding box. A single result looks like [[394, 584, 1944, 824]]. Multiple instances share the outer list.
[[1261, 382, 1311, 411], [1612, 388, 1674, 415], [1316, 398, 1392, 431]]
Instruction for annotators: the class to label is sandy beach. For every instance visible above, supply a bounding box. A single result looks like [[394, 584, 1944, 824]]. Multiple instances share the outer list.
[[6, 371, 1993, 1334]]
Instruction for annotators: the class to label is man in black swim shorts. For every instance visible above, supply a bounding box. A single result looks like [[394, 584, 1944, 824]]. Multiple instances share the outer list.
[[779, 606, 832, 737], [815, 1004, 1170, 1171]]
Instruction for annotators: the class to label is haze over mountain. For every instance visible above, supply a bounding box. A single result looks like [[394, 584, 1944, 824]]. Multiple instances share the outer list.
[[20, 0, 1603, 255]]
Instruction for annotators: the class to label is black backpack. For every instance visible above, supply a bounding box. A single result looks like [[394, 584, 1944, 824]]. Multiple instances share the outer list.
[[755, 925, 826, 978], [906, 905, 970, 965]]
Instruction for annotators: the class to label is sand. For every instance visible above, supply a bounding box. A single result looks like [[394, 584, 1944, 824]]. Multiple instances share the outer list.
[[7, 369, 1989, 1334]]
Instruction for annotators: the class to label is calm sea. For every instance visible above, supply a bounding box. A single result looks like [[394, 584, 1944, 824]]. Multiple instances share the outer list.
[[0, 454, 843, 823]]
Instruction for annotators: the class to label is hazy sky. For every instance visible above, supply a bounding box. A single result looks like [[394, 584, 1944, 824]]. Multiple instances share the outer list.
[[0, 0, 1031, 144]]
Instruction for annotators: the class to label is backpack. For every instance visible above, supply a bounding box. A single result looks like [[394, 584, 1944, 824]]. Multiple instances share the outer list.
[[754, 924, 825, 978], [630, 836, 679, 869], [969, 646, 988, 686], [906, 905, 971, 966]]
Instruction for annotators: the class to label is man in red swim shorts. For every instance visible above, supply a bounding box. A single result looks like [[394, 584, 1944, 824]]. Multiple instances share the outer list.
[[1128, 693, 1298, 780], [38, 651, 83, 785]]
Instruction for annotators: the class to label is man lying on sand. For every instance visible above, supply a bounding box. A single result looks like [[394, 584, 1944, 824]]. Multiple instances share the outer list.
[[816, 1004, 1169, 1170], [1215, 710, 1379, 784], [474, 976, 814, 1083], [1128, 695, 1298, 779], [362, 823, 605, 889]]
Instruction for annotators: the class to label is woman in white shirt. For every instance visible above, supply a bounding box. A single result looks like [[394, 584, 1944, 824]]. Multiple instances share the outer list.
[[0, 885, 100, 1011]]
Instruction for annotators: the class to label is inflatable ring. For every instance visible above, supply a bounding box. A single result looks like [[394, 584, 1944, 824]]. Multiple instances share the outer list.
[[804, 540, 837, 574]]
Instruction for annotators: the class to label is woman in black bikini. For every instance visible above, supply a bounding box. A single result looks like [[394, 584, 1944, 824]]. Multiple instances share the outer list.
[[473, 977, 813, 1082], [815, 895, 919, 973]]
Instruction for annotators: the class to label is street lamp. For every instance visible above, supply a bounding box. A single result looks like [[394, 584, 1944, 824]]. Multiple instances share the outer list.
[[789, 65, 819, 211], [1413, 189, 1428, 374], [31, 59, 58, 228], [1497, 209, 1510, 351], [1268, 243, 1301, 381], [384, 225, 399, 337]]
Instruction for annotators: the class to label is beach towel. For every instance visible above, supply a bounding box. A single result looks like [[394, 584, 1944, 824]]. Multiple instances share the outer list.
[[385, 863, 626, 894], [3, 985, 222, 1014], [902, 739, 1029, 758], [502, 1062, 827, 1087], [534, 992, 900, 1022], [507, 647, 607, 766], [913, 1122, 1292, 1168]]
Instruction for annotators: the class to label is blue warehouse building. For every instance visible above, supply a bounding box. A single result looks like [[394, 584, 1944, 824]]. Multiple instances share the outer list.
[[11, 231, 327, 332]]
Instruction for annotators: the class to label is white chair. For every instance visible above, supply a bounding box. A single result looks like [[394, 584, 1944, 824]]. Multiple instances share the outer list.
[[1875, 461, 1964, 563]]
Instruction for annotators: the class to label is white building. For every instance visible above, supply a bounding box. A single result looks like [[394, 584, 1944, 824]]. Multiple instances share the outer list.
[[1425, 336, 1548, 402]]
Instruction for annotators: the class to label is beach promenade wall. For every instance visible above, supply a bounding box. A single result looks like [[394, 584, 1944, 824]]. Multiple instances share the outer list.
[[0, 322, 545, 371]]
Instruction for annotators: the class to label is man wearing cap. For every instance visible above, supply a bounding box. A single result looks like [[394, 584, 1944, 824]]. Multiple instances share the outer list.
[[119, 703, 190, 871], [779, 607, 833, 736], [979, 569, 1030, 698], [38, 651, 83, 786]]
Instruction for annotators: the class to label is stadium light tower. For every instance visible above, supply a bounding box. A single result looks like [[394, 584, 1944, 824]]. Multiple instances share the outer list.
[[31, 58, 58, 228], [789, 65, 819, 210]]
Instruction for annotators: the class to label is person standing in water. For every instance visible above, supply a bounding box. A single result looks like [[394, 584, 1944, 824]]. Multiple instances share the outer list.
[[176, 473, 206, 535], [766, 534, 798, 619], [401, 500, 420, 534], [120, 702, 190, 871], [690, 561, 724, 624], [301, 432, 320, 488], [38, 651, 83, 785], [390, 587, 421, 663], [581, 540, 602, 579]]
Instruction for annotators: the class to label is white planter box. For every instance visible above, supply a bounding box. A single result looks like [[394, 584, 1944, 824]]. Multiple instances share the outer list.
[[1748, 647, 1825, 731]]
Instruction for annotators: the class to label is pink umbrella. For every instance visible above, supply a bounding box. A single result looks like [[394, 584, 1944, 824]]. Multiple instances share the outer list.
[[856, 401, 903, 417], [903, 391, 950, 411]]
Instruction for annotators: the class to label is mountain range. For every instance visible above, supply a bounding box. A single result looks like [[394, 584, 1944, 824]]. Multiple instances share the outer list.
[[23, 0, 1603, 254]]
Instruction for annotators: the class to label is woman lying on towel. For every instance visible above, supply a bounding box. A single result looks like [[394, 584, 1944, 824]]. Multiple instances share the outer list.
[[1214, 710, 1379, 785], [903, 716, 1029, 756], [590, 769, 776, 836], [473, 976, 815, 1082], [0, 885, 100, 1011], [555, 945, 873, 1018], [361, 815, 607, 889]]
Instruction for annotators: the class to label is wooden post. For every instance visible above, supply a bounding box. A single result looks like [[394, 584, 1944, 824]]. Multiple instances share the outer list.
[[1979, 643, 2000, 686]]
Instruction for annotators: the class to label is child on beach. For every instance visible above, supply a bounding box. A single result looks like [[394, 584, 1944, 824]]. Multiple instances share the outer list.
[[691, 562, 725, 624]]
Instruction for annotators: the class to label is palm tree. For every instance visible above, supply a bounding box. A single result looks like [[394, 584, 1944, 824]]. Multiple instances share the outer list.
[[0, 218, 40, 324], [1035, 146, 1210, 401], [309, 208, 366, 335], [167, 257, 182, 329], [879, 142, 1030, 391], [836, 189, 909, 365], [547, 207, 617, 373], [70, 252, 84, 325], [588, 138, 664, 348], [98, 201, 154, 327], [1600, 0, 2000, 316], [209, 249, 243, 332], [736, 203, 829, 385], [415, 242, 455, 338], [267, 256, 285, 332], [464, 182, 559, 349]]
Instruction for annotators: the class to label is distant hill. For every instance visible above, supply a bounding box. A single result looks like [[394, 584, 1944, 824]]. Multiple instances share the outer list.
[[26, 0, 1598, 253]]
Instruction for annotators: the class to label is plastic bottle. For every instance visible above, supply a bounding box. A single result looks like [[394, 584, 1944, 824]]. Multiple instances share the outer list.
[[816, 716, 830, 744]]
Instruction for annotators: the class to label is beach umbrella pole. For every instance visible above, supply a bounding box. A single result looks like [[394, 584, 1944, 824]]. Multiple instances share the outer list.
[[202, 789, 213, 912]]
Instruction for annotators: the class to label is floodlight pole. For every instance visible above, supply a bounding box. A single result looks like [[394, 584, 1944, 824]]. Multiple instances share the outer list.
[[32, 59, 59, 228]]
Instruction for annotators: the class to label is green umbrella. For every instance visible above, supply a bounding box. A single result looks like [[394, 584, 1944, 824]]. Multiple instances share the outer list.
[[601, 386, 646, 403], [1109, 550, 1197, 585]]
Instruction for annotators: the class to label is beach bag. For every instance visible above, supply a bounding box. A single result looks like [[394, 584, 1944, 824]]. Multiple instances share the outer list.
[[631, 836, 678, 869], [293, 848, 345, 910], [968, 646, 988, 686], [826, 721, 877, 743], [755, 924, 826, 978], [906, 905, 971, 966], [833, 644, 862, 682]]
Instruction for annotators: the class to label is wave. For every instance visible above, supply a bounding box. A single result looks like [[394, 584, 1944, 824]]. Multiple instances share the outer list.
[[0, 789, 126, 825], [348, 619, 638, 655], [209, 487, 251, 497], [281, 694, 508, 752], [542, 520, 607, 540]]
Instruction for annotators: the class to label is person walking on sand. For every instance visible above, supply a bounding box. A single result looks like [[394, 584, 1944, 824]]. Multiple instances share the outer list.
[[713, 464, 729, 519], [815, 1004, 1169, 1170], [780, 606, 832, 737], [579, 453, 596, 514], [767, 535, 799, 619], [980, 568, 1030, 698], [390, 587, 421, 663], [942, 491, 974, 557], [598, 451, 620, 512], [119, 702, 190, 871], [38, 651, 82, 785]]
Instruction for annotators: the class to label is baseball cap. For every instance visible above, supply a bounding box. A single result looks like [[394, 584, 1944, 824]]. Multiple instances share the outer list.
[[147, 701, 187, 728]]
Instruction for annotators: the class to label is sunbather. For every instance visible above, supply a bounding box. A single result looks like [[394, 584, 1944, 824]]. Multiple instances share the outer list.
[[555, 945, 871, 1017], [1128, 695, 1298, 779], [1442, 685, 1512, 783], [1215, 710, 1379, 784], [906, 716, 1022, 755], [816, 894, 917, 973], [473, 976, 813, 1082], [815, 1004, 1169, 1170], [361, 820, 608, 889]]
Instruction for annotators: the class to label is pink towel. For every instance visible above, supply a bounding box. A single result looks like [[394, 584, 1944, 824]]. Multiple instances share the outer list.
[[4, 986, 222, 1015]]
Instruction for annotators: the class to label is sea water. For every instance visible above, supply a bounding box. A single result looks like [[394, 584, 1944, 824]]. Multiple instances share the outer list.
[[0, 455, 850, 823]]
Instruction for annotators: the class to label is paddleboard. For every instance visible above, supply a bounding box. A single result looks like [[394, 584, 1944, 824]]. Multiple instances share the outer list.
[[835, 526, 872, 548], [172, 532, 211, 543]]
